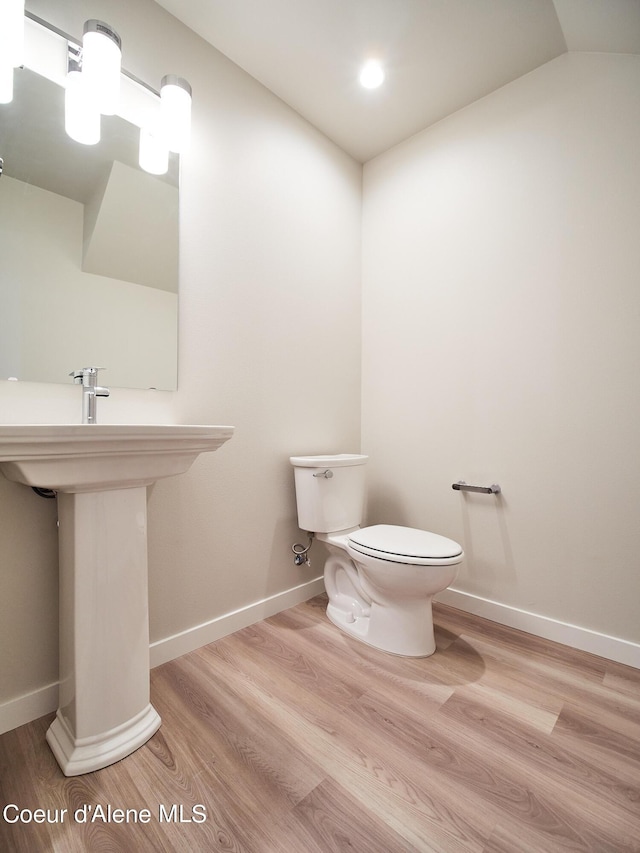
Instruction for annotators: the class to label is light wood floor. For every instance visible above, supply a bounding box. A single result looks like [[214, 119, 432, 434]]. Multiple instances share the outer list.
[[1, 595, 639, 852]]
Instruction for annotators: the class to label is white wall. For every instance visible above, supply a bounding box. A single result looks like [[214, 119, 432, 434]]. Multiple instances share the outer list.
[[362, 52, 640, 660], [0, 0, 361, 728]]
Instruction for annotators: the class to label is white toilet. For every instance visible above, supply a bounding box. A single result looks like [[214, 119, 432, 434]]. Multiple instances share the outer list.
[[290, 454, 464, 657]]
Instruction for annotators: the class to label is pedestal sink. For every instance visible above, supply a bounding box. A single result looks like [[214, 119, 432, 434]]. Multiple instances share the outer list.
[[0, 424, 234, 775]]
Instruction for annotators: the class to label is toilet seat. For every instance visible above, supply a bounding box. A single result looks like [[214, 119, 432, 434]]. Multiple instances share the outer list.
[[347, 524, 463, 566]]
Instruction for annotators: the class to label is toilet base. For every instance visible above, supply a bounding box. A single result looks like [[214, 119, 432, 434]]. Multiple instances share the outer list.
[[326, 597, 437, 658]]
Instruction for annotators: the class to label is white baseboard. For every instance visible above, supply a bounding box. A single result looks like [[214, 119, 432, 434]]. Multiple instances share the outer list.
[[149, 576, 326, 667], [437, 587, 640, 670], [0, 682, 58, 736], [0, 577, 325, 736]]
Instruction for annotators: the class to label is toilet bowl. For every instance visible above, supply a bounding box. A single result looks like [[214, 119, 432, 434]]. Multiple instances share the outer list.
[[290, 455, 464, 657]]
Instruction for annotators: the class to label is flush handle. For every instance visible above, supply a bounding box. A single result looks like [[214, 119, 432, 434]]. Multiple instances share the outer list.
[[313, 469, 334, 479]]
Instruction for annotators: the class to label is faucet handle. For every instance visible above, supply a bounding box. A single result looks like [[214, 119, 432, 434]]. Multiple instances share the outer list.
[[69, 367, 105, 386]]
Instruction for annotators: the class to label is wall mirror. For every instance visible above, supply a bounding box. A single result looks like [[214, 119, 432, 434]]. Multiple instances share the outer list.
[[0, 18, 179, 391]]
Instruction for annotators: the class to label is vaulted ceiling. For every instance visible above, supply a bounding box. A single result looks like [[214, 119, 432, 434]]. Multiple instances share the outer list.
[[153, 0, 640, 162]]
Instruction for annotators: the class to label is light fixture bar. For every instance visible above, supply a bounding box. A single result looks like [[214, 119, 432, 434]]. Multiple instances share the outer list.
[[24, 12, 160, 96]]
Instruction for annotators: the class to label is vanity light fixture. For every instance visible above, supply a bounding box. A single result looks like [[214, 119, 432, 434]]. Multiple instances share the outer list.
[[160, 75, 192, 154], [65, 70, 101, 145], [81, 20, 122, 116], [0, 0, 25, 104], [63, 20, 121, 145], [138, 75, 192, 175], [33, 13, 193, 172], [139, 123, 170, 175], [64, 49, 101, 145], [0, 63, 13, 105], [359, 59, 385, 89]]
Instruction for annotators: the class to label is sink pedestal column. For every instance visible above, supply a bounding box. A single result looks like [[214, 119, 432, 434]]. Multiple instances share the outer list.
[[0, 423, 235, 775], [46, 486, 161, 776]]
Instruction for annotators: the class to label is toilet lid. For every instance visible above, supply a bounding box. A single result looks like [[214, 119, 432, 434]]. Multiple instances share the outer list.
[[347, 524, 463, 564]]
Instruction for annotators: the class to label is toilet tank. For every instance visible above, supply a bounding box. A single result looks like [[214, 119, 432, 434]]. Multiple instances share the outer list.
[[289, 454, 368, 533]]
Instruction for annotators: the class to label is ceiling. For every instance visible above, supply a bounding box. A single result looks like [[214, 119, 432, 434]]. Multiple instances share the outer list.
[[154, 0, 640, 163]]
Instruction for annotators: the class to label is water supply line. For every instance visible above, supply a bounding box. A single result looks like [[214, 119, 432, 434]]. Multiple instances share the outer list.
[[32, 487, 57, 499], [292, 532, 314, 566]]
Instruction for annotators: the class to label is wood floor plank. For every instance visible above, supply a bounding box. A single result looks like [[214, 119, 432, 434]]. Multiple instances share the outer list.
[[603, 659, 640, 695], [484, 810, 640, 853], [433, 604, 608, 684], [127, 723, 320, 853], [261, 608, 459, 707], [0, 723, 54, 852], [152, 655, 326, 811], [1, 594, 639, 852], [451, 681, 560, 734], [438, 689, 640, 829], [204, 627, 492, 851], [449, 626, 638, 722], [344, 687, 620, 852], [551, 700, 640, 787], [436, 633, 567, 720], [290, 777, 420, 853]]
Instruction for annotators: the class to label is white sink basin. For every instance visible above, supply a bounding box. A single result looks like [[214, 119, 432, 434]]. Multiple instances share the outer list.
[[0, 424, 234, 492], [0, 422, 234, 775]]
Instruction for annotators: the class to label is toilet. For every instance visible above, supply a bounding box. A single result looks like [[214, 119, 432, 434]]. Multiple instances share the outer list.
[[290, 454, 464, 657]]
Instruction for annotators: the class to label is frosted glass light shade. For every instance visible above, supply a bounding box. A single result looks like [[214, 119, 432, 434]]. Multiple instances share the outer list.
[[2, 0, 25, 68], [65, 70, 101, 145], [0, 66, 14, 105], [82, 20, 121, 115], [160, 75, 192, 153], [139, 126, 169, 175], [0, 0, 25, 103]]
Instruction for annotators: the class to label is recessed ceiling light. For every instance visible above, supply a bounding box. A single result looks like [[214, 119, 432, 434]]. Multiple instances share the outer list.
[[359, 59, 385, 89]]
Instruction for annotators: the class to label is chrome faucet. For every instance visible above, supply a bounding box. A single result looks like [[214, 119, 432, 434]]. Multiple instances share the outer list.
[[70, 367, 110, 424]]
